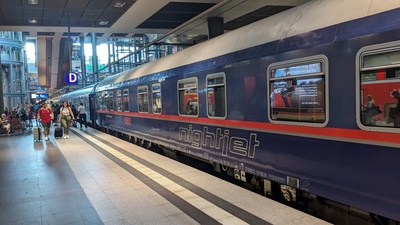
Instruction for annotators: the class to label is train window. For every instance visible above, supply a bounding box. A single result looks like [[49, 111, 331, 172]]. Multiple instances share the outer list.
[[206, 73, 226, 118], [152, 83, 162, 114], [137, 86, 149, 113], [357, 43, 400, 130], [123, 89, 129, 112], [116, 90, 122, 111], [268, 55, 328, 126], [109, 91, 114, 111], [178, 78, 198, 116]]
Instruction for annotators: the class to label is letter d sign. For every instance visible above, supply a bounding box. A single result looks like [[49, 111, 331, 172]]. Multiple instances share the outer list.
[[66, 73, 79, 85]]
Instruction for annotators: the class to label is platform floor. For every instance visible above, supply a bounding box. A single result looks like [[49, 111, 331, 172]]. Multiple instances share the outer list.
[[0, 125, 330, 225]]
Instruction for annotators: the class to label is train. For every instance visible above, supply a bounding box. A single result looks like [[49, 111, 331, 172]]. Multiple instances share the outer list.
[[57, 1, 400, 224]]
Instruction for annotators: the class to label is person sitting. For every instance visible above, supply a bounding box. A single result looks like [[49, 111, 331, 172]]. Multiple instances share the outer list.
[[1, 113, 11, 134]]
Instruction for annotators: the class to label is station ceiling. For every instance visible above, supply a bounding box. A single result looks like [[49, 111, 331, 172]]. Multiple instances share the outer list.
[[0, 0, 310, 45]]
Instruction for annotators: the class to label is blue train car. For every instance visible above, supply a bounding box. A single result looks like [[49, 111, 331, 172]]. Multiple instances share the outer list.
[[62, 1, 400, 223]]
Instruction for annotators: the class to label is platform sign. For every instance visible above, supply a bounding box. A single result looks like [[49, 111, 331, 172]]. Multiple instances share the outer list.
[[66, 73, 78, 85], [32, 93, 49, 99]]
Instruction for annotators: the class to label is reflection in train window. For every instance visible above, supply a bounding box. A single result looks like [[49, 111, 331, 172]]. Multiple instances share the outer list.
[[123, 89, 129, 112], [178, 78, 198, 116], [96, 93, 103, 110], [359, 47, 400, 128], [207, 73, 226, 118], [137, 86, 149, 113], [152, 83, 162, 114], [116, 90, 122, 111], [109, 91, 114, 111], [102, 91, 108, 110], [268, 56, 327, 124]]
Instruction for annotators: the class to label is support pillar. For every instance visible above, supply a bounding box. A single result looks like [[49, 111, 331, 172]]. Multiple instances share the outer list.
[[207, 17, 224, 39], [91, 32, 98, 83], [80, 37, 86, 86]]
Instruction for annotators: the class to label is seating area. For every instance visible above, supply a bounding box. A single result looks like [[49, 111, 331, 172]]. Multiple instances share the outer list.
[[0, 119, 26, 136]]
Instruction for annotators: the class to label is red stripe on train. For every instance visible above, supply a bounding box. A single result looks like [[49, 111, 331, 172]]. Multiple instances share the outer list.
[[96, 110, 400, 145]]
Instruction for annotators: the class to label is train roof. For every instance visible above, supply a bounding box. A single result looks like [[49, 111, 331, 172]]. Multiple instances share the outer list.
[[96, 0, 400, 91], [59, 84, 97, 101]]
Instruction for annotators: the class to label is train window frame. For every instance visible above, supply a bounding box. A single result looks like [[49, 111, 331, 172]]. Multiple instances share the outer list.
[[356, 41, 400, 132], [206, 72, 227, 119], [116, 90, 122, 112], [151, 83, 162, 114], [123, 89, 130, 112], [177, 77, 199, 117], [137, 85, 149, 113], [267, 55, 329, 127]]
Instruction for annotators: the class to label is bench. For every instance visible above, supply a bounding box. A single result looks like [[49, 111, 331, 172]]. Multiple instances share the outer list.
[[8, 118, 26, 134]]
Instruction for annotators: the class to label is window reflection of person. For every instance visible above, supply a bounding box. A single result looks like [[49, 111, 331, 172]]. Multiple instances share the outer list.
[[390, 90, 400, 127], [363, 95, 375, 125], [186, 99, 192, 114], [271, 79, 296, 108]]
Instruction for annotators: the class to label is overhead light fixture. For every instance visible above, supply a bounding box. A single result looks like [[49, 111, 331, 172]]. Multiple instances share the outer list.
[[28, 19, 37, 24], [114, 1, 126, 8], [28, 0, 38, 4], [99, 20, 109, 26]]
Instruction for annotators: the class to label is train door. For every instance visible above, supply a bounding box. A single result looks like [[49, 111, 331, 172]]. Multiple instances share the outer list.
[[89, 93, 96, 128]]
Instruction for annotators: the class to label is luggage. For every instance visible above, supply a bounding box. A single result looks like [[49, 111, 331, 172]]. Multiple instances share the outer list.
[[33, 126, 41, 142], [54, 127, 63, 138]]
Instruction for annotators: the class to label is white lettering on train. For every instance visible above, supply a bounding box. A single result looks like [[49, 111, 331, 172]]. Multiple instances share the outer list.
[[179, 125, 259, 158]]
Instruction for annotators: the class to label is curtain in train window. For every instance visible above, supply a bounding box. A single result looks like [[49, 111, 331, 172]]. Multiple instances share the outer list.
[[207, 73, 226, 118], [269, 62, 326, 123], [123, 89, 130, 112], [152, 83, 162, 114], [116, 90, 122, 111], [360, 50, 400, 127], [109, 91, 114, 111], [137, 86, 149, 113], [178, 78, 198, 116]]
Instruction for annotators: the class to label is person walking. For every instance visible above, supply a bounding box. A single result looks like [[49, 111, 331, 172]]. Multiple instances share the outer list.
[[77, 103, 87, 128], [37, 102, 53, 141], [59, 101, 75, 139]]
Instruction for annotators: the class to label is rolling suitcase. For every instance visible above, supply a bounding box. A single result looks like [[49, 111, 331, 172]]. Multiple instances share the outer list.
[[54, 127, 63, 138], [33, 126, 41, 142]]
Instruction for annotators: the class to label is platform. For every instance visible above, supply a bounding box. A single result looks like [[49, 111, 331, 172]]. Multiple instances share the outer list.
[[0, 126, 331, 225]]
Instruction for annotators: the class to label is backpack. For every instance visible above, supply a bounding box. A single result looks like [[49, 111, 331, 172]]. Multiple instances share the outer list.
[[34, 105, 40, 113]]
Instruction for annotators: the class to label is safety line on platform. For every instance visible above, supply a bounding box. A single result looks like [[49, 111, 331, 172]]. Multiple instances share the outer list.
[[71, 129, 271, 225]]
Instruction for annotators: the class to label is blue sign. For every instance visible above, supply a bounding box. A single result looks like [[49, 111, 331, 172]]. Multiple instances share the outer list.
[[66, 73, 78, 85], [33, 93, 49, 99]]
